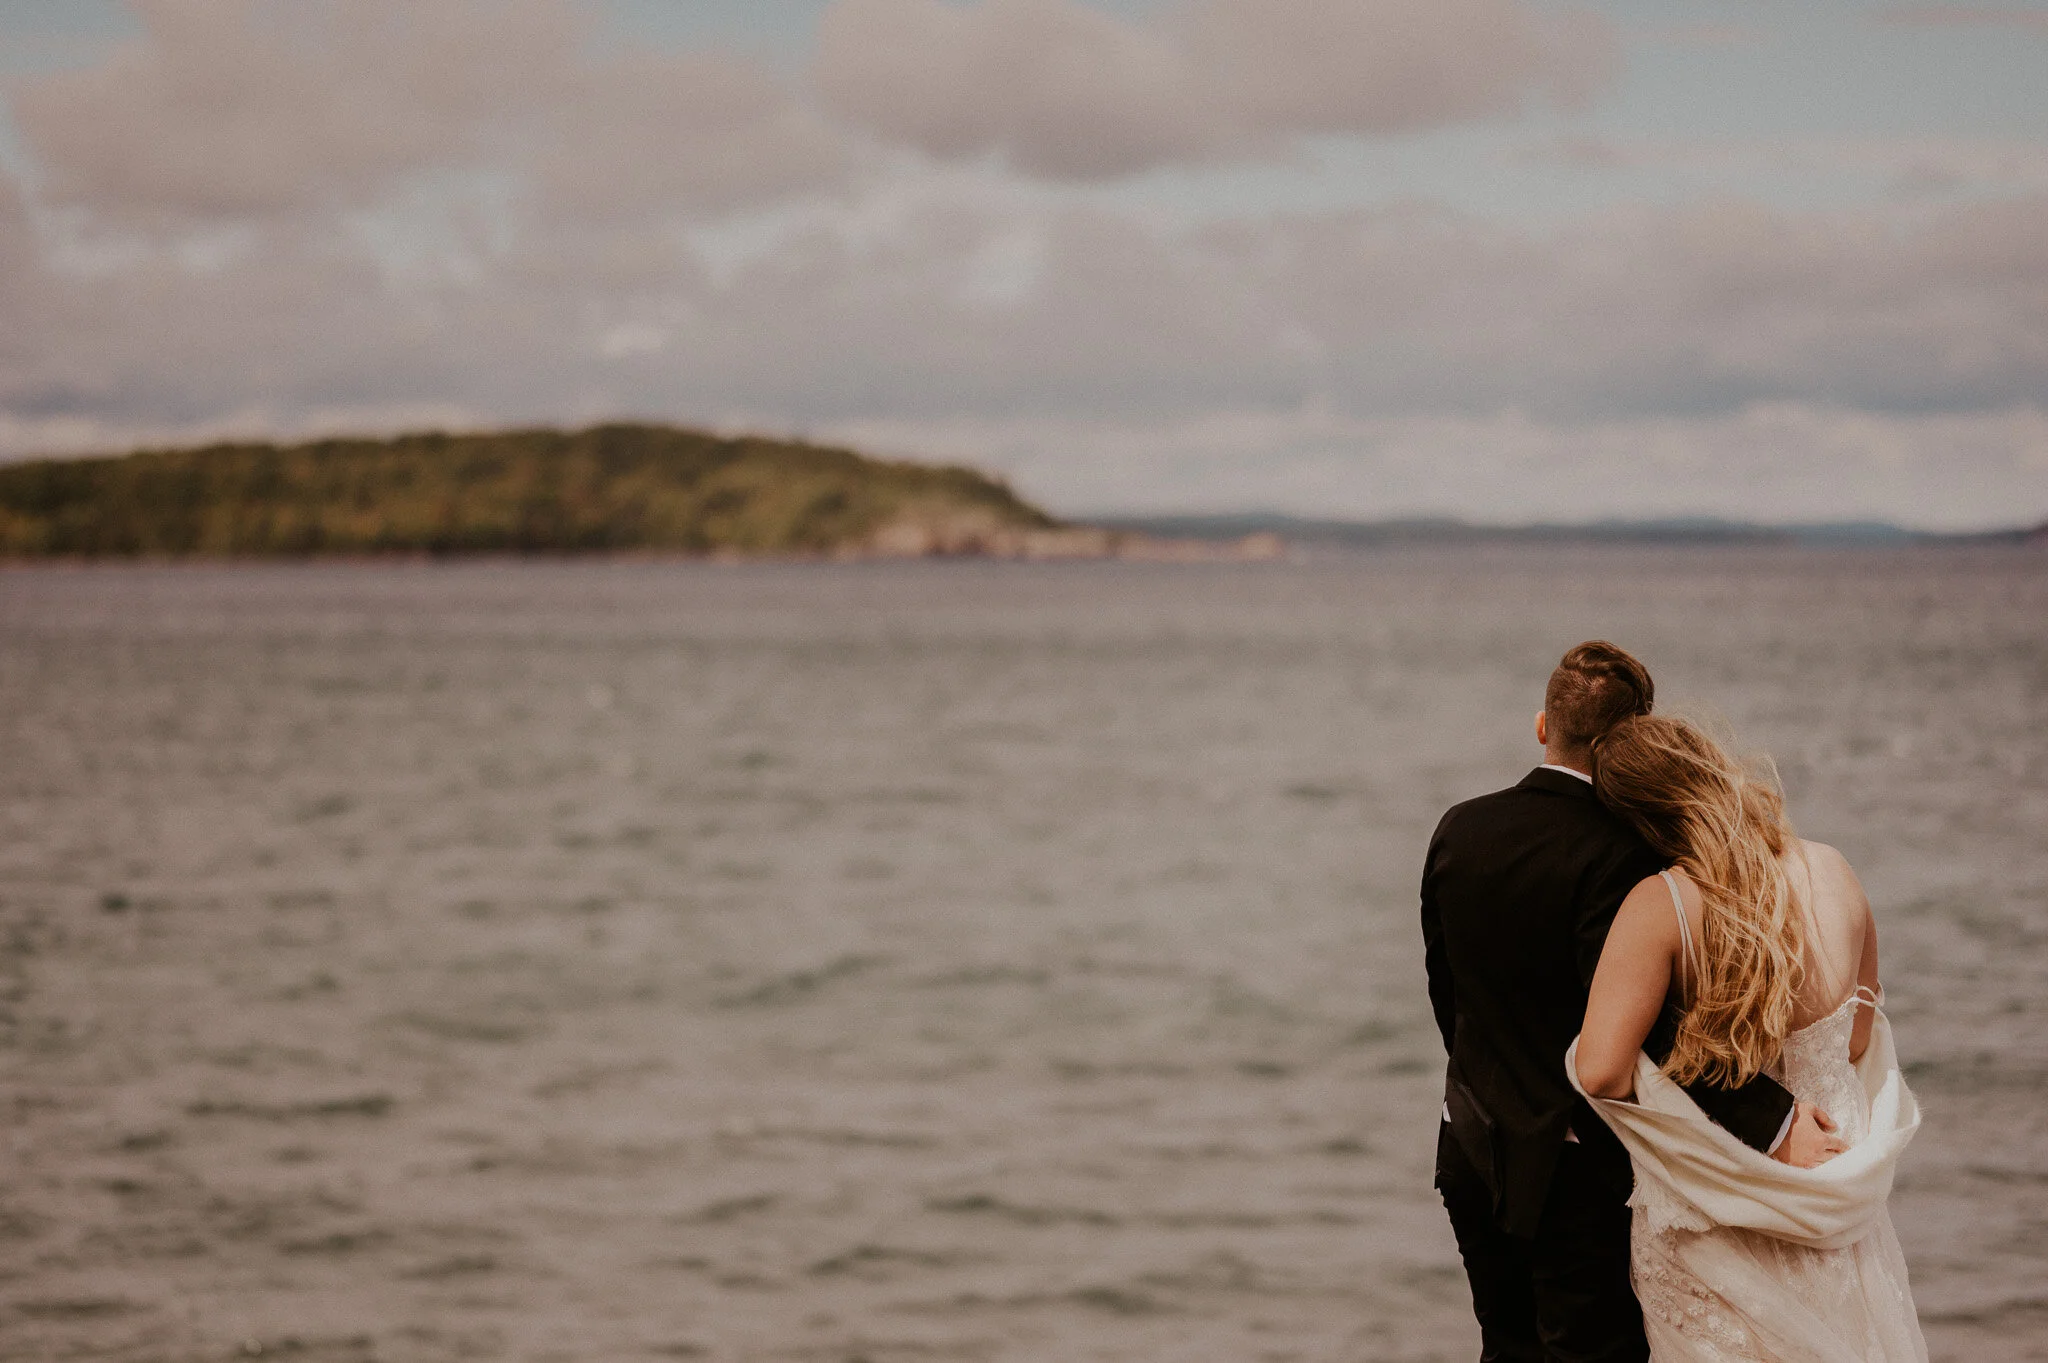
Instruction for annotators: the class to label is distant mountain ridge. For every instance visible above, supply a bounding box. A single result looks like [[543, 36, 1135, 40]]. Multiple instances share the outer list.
[[1086, 512, 2046, 548]]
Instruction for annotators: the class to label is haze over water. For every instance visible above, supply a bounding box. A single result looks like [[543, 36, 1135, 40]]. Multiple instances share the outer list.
[[1, 550, 2042, 1362]]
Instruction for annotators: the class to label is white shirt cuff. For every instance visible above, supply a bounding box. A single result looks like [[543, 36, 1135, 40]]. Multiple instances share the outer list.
[[1766, 1106, 1796, 1155]]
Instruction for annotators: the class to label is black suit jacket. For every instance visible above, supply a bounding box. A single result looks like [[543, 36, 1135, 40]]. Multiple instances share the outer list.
[[1421, 766, 1795, 1237]]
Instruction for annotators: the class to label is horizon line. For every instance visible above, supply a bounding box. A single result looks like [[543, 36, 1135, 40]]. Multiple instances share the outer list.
[[1066, 510, 2048, 540]]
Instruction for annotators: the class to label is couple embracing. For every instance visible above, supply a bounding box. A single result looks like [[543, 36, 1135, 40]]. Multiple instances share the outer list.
[[1422, 642, 1925, 1362]]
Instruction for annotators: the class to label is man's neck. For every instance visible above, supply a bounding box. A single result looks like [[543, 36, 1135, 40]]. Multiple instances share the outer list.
[[1539, 756, 1593, 783]]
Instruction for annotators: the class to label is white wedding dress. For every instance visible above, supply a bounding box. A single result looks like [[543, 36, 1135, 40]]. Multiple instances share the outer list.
[[1569, 873, 1928, 1362]]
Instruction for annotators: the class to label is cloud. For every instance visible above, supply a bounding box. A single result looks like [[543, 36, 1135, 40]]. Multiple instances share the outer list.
[[814, 0, 1617, 179], [1876, 6, 2048, 31], [0, 401, 492, 468], [824, 402, 2048, 528], [533, 51, 847, 221], [1268, 193, 2048, 418], [3, 148, 2043, 526], [778, 190, 2042, 425], [1636, 23, 1769, 48], [1503, 133, 2048, 198], [8, 0, 846, 227], [0, 3, 2042, 528]]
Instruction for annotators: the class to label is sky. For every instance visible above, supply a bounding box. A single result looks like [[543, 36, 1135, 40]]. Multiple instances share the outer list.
[[0, 0, 2045, 527]]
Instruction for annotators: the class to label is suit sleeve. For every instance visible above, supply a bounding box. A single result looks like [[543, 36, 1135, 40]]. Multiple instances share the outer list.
[[1681, 1075, 1795, 1152], [1421, 811, 1457, 1057], [1575, 839, 1796, 1155]]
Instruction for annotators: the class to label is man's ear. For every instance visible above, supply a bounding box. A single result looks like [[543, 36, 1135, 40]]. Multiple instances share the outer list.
[[1535, 711, 1549, 748]]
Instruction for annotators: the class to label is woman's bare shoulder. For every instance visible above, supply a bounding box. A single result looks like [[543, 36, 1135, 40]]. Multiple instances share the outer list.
[[1617, 867, 1701, 947], [1644, 864, 1705, 913], [1798, 838, 1850, 872], [1604, 873, 1687, 967], [1796, 839, 1873, 940], [1798, 839, 1868, 901]]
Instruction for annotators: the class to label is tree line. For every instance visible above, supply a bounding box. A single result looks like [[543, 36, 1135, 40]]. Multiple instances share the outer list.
[[0, 424, 1055, 557]]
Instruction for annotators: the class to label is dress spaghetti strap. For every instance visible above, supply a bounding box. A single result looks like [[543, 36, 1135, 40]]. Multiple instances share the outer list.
[[1660, 869, 1699, 1003]]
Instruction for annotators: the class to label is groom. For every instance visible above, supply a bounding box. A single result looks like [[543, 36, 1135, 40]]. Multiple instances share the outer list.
[[1420, 641, 1839, 1361]]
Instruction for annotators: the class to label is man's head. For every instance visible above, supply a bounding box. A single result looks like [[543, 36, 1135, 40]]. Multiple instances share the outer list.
[[1535, 640, 1654, 770]]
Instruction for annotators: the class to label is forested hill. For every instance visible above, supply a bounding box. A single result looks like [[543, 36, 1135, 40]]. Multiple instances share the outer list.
[[0, 424, 1059, 558]]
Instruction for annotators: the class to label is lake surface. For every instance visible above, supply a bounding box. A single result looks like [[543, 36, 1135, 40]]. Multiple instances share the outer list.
[[1, 551, 2043, 1363]]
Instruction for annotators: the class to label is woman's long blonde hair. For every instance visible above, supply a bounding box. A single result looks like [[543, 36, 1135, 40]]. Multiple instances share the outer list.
[[1593, 714, 1805, 1088]]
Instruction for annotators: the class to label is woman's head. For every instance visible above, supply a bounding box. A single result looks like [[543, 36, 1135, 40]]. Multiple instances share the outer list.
[[1593, 714, 1805, 1088], [1592, 714, 1785, 859]]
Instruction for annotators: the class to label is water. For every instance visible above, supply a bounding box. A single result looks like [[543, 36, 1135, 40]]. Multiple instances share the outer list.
[[0, 551, 2042, 1363]]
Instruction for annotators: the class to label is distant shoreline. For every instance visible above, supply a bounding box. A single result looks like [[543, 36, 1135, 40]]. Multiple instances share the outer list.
[[1, 536, 2038, 574], [1083, 513, 2048, 551], [1, 424, 2038, 560], [0, 423, 1293, 564]]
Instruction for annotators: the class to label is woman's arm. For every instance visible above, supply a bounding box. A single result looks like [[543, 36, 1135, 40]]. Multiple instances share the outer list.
[[1849, 870, 1880, 1063], [1575, 874, 1682, 1099]]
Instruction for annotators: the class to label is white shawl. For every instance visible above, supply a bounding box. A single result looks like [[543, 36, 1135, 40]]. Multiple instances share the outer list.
[[1567, 1013, 1928, 1363], [1565, 1011, 1919, 1250]]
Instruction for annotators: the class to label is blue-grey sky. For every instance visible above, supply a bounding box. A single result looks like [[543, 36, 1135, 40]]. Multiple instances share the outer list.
[[1, 0, 2044, 526]]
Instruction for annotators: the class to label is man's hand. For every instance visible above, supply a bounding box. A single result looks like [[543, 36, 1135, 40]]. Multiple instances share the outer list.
[[1773, 1101, 1847, 1167]]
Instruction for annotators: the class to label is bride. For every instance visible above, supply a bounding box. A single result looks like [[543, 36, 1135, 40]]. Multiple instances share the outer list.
[[1568, 715, 1927, 1361]]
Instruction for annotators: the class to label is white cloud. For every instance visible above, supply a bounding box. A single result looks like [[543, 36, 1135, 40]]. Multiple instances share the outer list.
[[8, 0, 846, 227], [5, 166, 2043, 527], [531, 50, 848, 222], [825, 403, 2048, 529], [0, 2, 2043, 529], [1506, 132, 2048, 199], [0, 401, 492, 464], [814, 0, 1616, 178], [1876, 6, 2048, 32]]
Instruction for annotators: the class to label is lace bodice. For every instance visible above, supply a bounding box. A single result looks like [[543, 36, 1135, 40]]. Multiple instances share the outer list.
[[1775, 993, 1868, 1145]]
